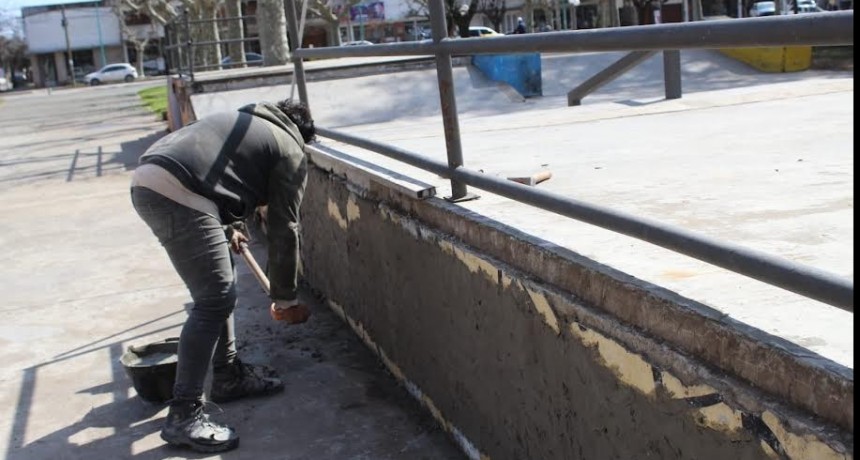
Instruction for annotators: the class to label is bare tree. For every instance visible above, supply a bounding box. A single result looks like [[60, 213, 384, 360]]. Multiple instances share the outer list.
[[478, 0, 506, 32], [308, 0, 362, 46], [406, 0, 477, 37], [630, 0, 668, 24], [445, 0, 480, 37], [111, 0, 160, 74], [0, 8, 27, 82], [223, 0, 245, 66], [257, 0, 289, 65]]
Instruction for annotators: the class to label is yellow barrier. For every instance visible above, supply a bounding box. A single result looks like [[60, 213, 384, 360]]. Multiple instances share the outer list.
[[719, 46, 812, 72]]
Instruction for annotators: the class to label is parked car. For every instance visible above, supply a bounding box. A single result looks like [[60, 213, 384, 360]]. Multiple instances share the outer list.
[[749, 1, 776, 15], [84, 63, 138, 85], [342, 40, 374, 46], [0, 76, 11, 92], [795, 0, 823, 12], [468, 26, 503, 37], [221, 52, 264, 67]]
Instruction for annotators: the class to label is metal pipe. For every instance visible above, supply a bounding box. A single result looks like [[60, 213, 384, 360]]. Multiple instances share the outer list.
[[567, 50, 656, 106], [663, 50, 682, 100], [184, 9, 194, 80], [428, 0, 470, 200], [185, 15, 256, 24], [315, 126, 853, 312], [283, 0, 309, 106], [179, 37, 260, 48], [294, 12, 854, 59]]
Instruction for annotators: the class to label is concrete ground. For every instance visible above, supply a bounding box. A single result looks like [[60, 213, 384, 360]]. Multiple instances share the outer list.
[[192, 50, 854, 369], [0, 83, 463, 459]]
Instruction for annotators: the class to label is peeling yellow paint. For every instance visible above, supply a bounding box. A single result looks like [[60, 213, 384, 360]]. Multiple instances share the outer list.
[[661, 372, 715, 399], [453, 247, 497, 284], [695, 403, 743, 433], [438, 239, 455, 256], [570, 324, 656, 397], [761, 411, 848, 460], [526, 288, 560, 334], [327, 199, 348, 230], [346, 195, 361, 223]]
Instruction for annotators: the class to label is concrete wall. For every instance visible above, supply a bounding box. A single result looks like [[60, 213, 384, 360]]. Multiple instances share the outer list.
[[299, 147, 853, 460]]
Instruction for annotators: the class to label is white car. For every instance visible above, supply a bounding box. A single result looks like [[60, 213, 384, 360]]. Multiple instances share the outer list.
[[84, 63, 138, 86], [795, 0, 823, 12], [749, 0, 777, 15], [468, 26, 503, 37]]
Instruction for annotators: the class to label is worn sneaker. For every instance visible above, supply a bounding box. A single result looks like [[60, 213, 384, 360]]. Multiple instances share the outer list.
[[210, 358, 284, 403], [160, 399, 239, 453]]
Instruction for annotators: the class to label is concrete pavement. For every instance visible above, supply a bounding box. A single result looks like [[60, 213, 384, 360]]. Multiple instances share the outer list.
[[0, 84, 462, 459]]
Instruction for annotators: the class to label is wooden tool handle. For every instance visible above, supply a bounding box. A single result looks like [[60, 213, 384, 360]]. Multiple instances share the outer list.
[[239, 243, 270, 295], [532, 170, 552, 184]]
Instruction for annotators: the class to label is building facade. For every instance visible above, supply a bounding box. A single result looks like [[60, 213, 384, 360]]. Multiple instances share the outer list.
[[22, 0, 164, 87]]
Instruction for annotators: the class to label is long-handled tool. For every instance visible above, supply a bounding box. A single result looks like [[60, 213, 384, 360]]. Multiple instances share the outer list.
[[238, 242, 310, 324], [239, 242, 271, 295]]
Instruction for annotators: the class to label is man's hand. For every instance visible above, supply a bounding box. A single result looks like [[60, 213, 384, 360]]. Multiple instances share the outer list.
[[229, 229, 249, 253], [270, 301, 311, 324]]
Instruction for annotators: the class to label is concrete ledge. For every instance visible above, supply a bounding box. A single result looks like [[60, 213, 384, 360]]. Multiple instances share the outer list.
[[719, 47, 812, 72], [299, 144, 853, 459]]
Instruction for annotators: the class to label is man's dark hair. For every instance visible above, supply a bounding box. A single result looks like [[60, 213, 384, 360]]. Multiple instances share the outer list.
[[276, 100, 316, 144]]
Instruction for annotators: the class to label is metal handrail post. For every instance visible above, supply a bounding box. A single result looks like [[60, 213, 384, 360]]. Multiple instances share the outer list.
[[428, 0, 475, 202], [184, 9, 194, 80], [284, 0, 310, 106], [663, 49, 682, 100]]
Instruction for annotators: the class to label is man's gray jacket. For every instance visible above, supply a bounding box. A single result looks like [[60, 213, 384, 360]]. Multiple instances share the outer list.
[[139, 102, 307, 302]]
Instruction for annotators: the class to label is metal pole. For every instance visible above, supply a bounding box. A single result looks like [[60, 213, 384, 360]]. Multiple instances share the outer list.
[[60, 6, 77, 87], [662, 49, 681, 99], [284, 0, 310, 106], [95, 6, 106, 67], [428, 0, 475, 201], [184, 9, 194, 80]]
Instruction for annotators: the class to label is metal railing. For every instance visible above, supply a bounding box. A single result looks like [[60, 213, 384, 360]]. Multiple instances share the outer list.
[[281, 6, 854, 312], [163, 11, 261, 79]]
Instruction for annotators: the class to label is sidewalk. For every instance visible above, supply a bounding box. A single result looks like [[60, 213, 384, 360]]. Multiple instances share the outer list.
[[0, 85, 463, 459]]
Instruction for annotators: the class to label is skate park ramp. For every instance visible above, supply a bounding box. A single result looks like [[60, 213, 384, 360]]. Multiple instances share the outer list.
[[185, 49, 854, 459]]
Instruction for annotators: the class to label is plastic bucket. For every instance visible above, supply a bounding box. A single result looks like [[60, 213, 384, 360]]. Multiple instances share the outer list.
[[120, 337, 179, 403]]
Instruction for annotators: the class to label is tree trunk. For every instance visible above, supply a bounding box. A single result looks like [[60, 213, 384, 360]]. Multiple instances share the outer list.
[[189, 2, 222, 70], [257, 0, 290, 65], [135, 42, 146, 75], [225, 0, 246, 66]]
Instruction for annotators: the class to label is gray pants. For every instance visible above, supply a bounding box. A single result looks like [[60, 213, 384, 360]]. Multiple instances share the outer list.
[[131, 186, 238, 402]]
